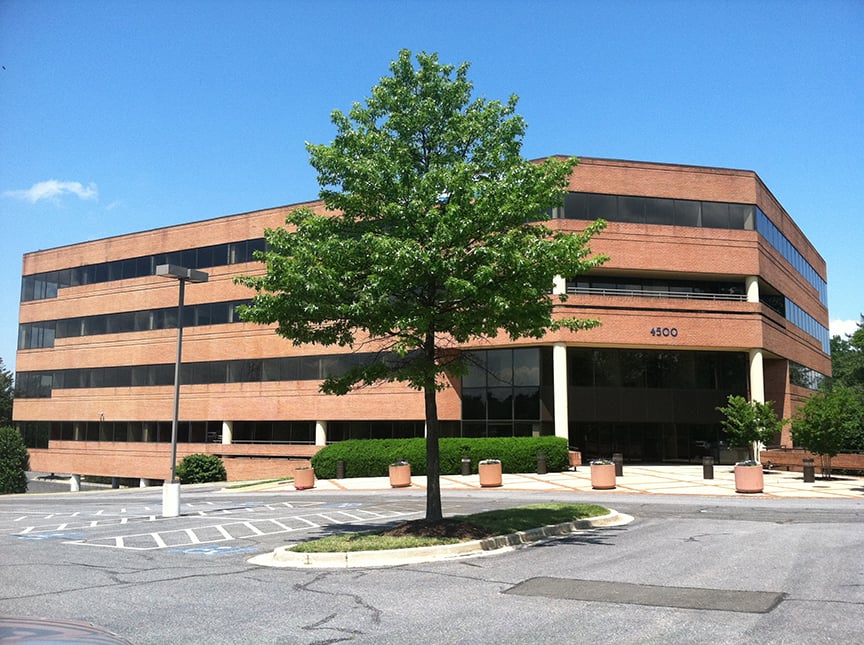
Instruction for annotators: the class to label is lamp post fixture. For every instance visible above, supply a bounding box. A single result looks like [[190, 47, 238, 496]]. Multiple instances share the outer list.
[[156, 263, 208, 517]]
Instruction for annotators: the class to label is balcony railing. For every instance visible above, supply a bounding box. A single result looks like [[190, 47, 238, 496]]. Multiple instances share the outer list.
[[566, 286, 748, 302]]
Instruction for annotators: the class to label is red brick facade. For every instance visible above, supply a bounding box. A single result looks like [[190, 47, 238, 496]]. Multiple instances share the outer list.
[[15, 157, 830, 480]]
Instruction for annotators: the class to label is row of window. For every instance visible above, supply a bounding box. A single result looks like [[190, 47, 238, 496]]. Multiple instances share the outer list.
[[565, 276, 746, 300], [554, 192, 757, 230], [789, 362, 829, 391], [756, 210, 827, 305], [19, 300, 250, 350], [785, 298, 831, 354], [20, 238, 266, 302], [563, 274, 826, 355], [15, 351, 381, 398], [568, 348, 749, 391], [552, 192, 827, 308]]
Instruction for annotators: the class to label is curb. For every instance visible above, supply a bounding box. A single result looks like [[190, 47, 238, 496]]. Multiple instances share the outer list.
[[248, 509, 634, 569]]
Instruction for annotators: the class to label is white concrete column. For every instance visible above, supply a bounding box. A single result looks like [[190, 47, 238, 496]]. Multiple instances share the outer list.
[[315, 420, 327, 446], [552, 274, 566, 296], [553, 342, 569, 441], [69, 475, 81, 492], [745, 276, 760, 303], [749, 349, 765, 403], [139, 478, 151, 487], [749, 348, 766, 463], [221, 420, 233, 445]]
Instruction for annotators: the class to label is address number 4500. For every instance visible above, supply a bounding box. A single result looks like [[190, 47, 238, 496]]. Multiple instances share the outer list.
[[650, 327, 679, 337]]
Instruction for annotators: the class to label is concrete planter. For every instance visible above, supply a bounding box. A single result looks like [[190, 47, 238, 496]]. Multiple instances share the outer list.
[[478, 461, 503, 488], [569, 450, 582, 468], [293, 467, 315, 490], [389, 463, 411, 488], [734, 464, 764, 493], [590, 463, 616, 490]]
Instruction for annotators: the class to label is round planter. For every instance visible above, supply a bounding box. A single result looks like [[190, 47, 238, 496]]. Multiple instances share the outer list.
[[590, 463, 616, 490], [389, 463, 411, 488], [734, 464, 764, 493], [293, 468, 315, 490], [478, 462, 503, 488], [569, 450, 582, 468]]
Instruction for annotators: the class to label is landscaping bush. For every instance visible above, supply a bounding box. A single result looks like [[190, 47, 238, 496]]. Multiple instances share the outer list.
[[311, 437, 568, 478], [175, 453, 227, 484], [0, 426, 30, 494]]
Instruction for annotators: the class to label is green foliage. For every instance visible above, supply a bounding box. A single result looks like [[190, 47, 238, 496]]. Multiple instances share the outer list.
[[791, 386, 864, 457], [830, 315, 864, 389], [0, 359, 13, 428], [175, 453, 227, 484], [237, 50, 606, 521], [311, 437, 569, 478], [716, 395, 783, 460], [0, 427, 29, 494]]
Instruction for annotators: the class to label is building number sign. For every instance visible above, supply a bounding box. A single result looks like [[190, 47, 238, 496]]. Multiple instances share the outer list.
[[650, 327, 679, 337]]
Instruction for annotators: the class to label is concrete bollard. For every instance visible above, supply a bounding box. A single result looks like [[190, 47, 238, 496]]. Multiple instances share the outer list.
[[612, 453, 623, 477], [537, 452, 547, 475], [802, 458, 815, 483], [702, 456, 714, 479]]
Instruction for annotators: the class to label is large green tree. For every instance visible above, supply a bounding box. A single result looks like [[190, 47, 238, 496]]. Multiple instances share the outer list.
[[791, 386, 864, 478], [0, 359, 13, 427], [830, 315, 864, 389], [238, 50, 607, 521]]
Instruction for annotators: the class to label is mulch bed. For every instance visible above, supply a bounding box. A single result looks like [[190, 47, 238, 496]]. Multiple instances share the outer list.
[[381, 518, 495, 540]]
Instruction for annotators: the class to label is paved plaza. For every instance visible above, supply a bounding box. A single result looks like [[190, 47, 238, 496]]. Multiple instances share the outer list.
[[245, 464, 864, 500]]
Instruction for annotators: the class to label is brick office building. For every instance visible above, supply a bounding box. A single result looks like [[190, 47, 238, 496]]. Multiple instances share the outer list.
[[14, 158, 830, 481]]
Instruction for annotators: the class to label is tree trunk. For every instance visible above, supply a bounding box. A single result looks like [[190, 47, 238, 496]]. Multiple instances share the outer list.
[[423, 331, 442, 522]]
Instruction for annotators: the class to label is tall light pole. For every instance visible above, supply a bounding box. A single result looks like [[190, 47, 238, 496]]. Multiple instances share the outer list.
[[156, 263, 208, 517]]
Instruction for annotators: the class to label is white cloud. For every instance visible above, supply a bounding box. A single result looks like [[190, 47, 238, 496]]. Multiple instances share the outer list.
[[3, 180, 98, 203], [830, 319, 860, 338]]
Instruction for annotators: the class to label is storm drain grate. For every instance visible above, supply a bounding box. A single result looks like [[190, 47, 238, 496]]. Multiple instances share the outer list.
[[505, 577, 785, 614]]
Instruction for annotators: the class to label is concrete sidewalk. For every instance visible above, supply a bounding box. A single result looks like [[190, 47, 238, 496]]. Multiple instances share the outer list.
[[246, 464, 864, 499]]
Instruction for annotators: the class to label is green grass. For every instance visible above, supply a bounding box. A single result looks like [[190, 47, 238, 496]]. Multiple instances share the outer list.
[[290, 503, 608, 553], [466, 503, 609, 535]]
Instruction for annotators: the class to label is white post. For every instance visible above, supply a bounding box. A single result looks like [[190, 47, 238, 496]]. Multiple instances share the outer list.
[[69, 474, 81, 492], [745, 276, 760, 303], [553, 343, 569, 441], [315, 420, 327, 446], [162, 482, 181, 517], [221, 420, 233, 445], [139, 478, 151, 487], [749, 348, 766, 462]]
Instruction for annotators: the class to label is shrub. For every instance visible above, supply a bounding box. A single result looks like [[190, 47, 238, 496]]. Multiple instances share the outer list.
[[175, 453, 227, 484], [0, 427, 30, 494], [311, 437, 568, 478]]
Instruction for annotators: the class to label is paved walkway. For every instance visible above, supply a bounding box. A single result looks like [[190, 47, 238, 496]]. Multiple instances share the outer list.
[[247, 464, 864, 500]]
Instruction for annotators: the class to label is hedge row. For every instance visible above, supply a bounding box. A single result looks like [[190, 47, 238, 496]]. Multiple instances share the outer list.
[[310, 436, 569, 478]]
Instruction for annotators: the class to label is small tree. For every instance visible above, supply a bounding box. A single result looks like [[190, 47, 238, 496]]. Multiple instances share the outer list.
[[0, 426, 29, 494], [791, 386, 863, 479], [237, 50, 607, 521], [716, 395, 783, 462]]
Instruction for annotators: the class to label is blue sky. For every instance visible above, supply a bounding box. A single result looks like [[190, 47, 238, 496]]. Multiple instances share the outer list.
[[1, 0, 862, 373]]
